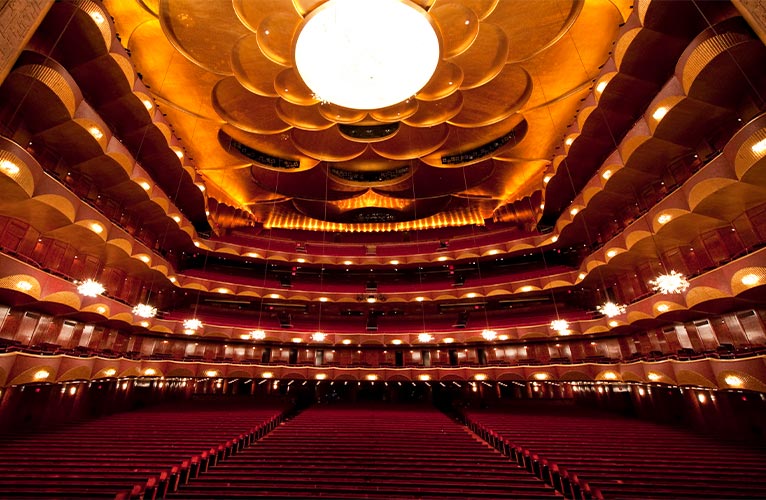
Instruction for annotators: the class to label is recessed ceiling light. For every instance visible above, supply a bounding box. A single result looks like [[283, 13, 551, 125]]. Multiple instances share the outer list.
[[0, 159, 20, 175], [657, 213, 672, 224], [652, 106, 668, 121], [752, 138, 766, 154], [595, 80, 607, 94], [741, 273, 759, 286]]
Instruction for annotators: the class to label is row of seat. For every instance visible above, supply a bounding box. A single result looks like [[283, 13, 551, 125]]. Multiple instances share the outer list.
[[0, 400, 288, 498], [463, 404, 766, 499], [170, 404, 558, 499]]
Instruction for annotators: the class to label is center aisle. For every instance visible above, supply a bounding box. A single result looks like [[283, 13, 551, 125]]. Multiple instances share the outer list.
[[170, 403, 557, 499]]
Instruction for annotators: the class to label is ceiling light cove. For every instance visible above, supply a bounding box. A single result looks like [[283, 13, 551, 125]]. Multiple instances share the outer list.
[[294, 0, 440, 110]]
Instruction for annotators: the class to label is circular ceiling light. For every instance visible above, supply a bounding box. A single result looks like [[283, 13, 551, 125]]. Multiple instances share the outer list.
[[294, 0, 440, 110]]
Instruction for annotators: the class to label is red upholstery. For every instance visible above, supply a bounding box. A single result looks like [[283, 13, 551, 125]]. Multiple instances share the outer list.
[[465, 405, 766, 499], [0, 401, 287, 498], [170, 405, 557, 499]]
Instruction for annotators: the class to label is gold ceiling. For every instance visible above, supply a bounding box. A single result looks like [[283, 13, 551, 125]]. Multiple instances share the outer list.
[[106, 0, 632, 230]]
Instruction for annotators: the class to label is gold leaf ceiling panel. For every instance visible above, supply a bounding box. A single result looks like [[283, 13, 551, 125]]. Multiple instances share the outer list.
[[159, 0, 250, 75], [106, 0, 632, 229]]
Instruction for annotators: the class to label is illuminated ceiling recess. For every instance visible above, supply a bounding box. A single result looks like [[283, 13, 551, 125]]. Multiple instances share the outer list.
[[294, 0, 440, 110]]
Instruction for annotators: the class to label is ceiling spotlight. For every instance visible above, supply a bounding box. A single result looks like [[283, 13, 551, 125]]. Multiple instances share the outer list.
[[391, 339, 402, 345], [597, 301, 626, 318], [647, 372, 661, 382], [262, 371, 274, 379], [315, 373, 327, 380], [390, 260, 399, 265], [418, 374, 431, 381], [291, 337, 303, 343], [474, 374, 487, 381], [437, 256, 449, 262], [595, 80, 607, 94], [132, 303, 157, 318], [342, 339, 352, 345], [650, 270, 690, 294], [366, 374, 378, 381], [442, 337, 454, 344], [533, 373, 549, 380], [601, 169, 612, 180], [343, 260, 353, 265], [34, 369, 50, 380]]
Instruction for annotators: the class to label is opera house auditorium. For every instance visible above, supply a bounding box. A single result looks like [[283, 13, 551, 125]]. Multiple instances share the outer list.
[[0, 0, 766, 498]]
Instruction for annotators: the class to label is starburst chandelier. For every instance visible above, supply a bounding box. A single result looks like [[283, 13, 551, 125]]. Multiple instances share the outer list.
[[649, 270, 690, 295], [76, 279, 105, 297], [311, 332, 326, 342], [481, 329, 497, 341], [183, 318, 203, 331], [418, 333, 434, 343], [550, 319, 570, 334], [597, 301, 627, 318], [249, 329, 266, 340], [132, 303, 157, 318]]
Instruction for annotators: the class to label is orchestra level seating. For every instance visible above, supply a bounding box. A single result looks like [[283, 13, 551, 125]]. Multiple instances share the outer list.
[[0, 399, 287, 498], [169, 404, 558, 499], [464, 402, 766, 499]]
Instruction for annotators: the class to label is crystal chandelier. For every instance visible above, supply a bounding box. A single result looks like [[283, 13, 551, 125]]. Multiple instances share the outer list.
[[311, 332, 326, 342], [649, 270, 690, 294], [481, 329, 497, 341], [183, 318, 203, 331], [550, 319, 570, 334], [418, 333, 434, 343], [76, 279, 105, 297], [249, 329, 266, 340], [132, 303, 157, 318], [597, 301, 627, 318]]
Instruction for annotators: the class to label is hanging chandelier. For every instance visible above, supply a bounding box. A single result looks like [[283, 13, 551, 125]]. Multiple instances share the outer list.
[[76, 279, 105, 298], [132, 303, 157, 318], [649, 270, 690, 295], [481, 329, 497, 341], [597, 301, 627, 318], [311, 332, 326, 342], [249, 329, 266, 340], [550, 319, 570, 334], [183, 318, 203, 331]]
